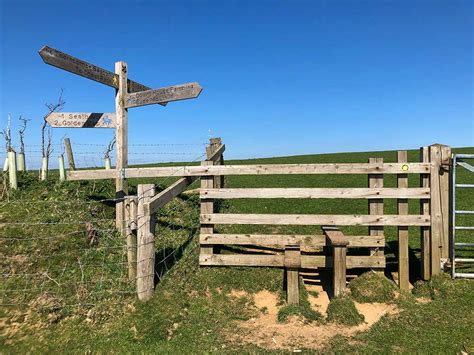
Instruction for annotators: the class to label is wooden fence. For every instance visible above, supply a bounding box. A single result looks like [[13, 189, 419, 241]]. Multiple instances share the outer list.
[[198, 144, 451, 302], [66, 141, 450, 302]]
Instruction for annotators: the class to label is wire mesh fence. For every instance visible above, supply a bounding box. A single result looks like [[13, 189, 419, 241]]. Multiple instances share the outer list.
[[0, 141, 206, 316]]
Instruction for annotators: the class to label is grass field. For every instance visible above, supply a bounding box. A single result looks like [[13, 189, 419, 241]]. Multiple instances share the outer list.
[[1, 147, 473, 353]]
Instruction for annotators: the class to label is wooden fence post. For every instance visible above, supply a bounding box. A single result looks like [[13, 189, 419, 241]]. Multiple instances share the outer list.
[[126, 196, 138, 280], [439, 145, 452, 261], [420, 146, 431, 279], [200, 160, 214, 258], [58, 155, 66, 182], [136, 184, 156, 301], [429, 145, 443, 276], [284, 245, 301, 304], [8, 151, 17, 189], [397, 151, 409, 290], [64, 138, 76, 170], [368, 157, 384, 273], [115, 61, 129, 234], [206, 137, 224, 188]]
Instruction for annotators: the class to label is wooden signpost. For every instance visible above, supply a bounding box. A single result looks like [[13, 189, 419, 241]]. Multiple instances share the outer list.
[[39, 45, 203, 233], [46, 112, 116, 128]]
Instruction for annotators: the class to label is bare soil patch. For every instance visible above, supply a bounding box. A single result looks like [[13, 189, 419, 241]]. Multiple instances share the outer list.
[[227, 287, 399, 351]]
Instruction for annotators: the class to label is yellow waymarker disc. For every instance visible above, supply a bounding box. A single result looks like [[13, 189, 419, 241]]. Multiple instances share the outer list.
[[402, 164, 409, 171]]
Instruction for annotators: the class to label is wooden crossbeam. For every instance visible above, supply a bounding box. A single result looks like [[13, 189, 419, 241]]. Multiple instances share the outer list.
[[206, 144, 225, 162], [200, 213, 431, 226], [199, 254, 386, 269], [67, 162, 432, 181], [200, 233, 384, 248], [148, 177, 197, 214], [200, 187, 430, 199]]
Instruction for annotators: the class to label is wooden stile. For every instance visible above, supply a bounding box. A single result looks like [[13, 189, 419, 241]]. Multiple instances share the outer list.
[[200, 161, 214, 257], [115, 61, 129, 233], [420, 147, 431, 279], [368, 157, 384, 272], [136, 184, 156, 301], [397, 151, 409, 290]]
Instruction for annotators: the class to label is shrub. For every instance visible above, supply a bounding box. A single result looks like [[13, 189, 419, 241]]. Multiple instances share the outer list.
[[327, 296, 365, 326], [349, 272, 396, 303]]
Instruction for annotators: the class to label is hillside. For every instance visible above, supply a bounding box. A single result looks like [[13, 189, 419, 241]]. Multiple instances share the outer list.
[[1, 147, 473, 352]]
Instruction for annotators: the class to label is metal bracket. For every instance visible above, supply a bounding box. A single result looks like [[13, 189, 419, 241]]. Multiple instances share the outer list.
[[120, 168, 126, 179]]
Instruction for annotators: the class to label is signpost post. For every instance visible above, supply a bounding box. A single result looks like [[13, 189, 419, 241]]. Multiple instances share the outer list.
[[39, 45, 203, 233]]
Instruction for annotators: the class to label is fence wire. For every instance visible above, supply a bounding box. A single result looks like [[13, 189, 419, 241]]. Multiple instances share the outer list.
[[0, 142, 205, 319]]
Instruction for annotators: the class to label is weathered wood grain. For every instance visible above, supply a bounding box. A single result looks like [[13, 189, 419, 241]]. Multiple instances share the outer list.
[[200, 213, 430, 226], [420, 146, 431, 279], [67, 162, 432, 181], [125, 82, 202, 108], [46, 112, 116, 128], [199, 233, 385, 248], [38, 46, 165, 105], [199, 254, 385, 268], [429, 145, 443, 275], [397, 151, 410, 290], [148, 177, 197, 214], [200, 187, 430, 199]]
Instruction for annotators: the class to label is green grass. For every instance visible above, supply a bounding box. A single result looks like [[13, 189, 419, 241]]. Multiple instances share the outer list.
[[1, 146, 473, 353], [326, 296, 365, 326], [349, 271, 397, 303]]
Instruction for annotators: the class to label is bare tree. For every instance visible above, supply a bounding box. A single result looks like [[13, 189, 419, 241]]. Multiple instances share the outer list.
[[42, 89, 65, 159], [18, 116, 30, 154], [41, 90, 65, 180], [104, 137, 116, 159], [0, 113, 14, 153]]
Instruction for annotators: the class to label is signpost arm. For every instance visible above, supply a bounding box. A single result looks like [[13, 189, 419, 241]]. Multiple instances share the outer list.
[[115, 61, 129, 233]]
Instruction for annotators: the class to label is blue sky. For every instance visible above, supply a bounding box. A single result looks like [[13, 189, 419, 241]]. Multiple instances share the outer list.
[[0, 0, 472, 166]]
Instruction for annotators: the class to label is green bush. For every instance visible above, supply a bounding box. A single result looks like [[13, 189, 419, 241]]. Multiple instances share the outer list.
[[327, 296, 365, 326], [349, 272, 397, 303]]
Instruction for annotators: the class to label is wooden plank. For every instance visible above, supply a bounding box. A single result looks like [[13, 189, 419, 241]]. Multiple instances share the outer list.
[[199, 254, 385, 269], [46, 112, 116, 128], [200, 233, 385, 248], [201, 187, 430, 199], [201, 213, 430, 226], [125, 82, 202, 108], [333, 246, 347, 297], [440, 145, 452, 259], [429, 145, 443, 275], [200, 161, 214, 257], [64, 138, 76, 170], [136, 184, 156, 302], [115, 61, 128, 232], [285, 246, 300, 305], [397, 151, 409, 290], [38, 45, 166, 105], [148, 177, 197, 214], [368, 157, 384, 271], [420, 146, 431, 280], [322, 226, 349, 247], [67, 162, 432, 181]]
